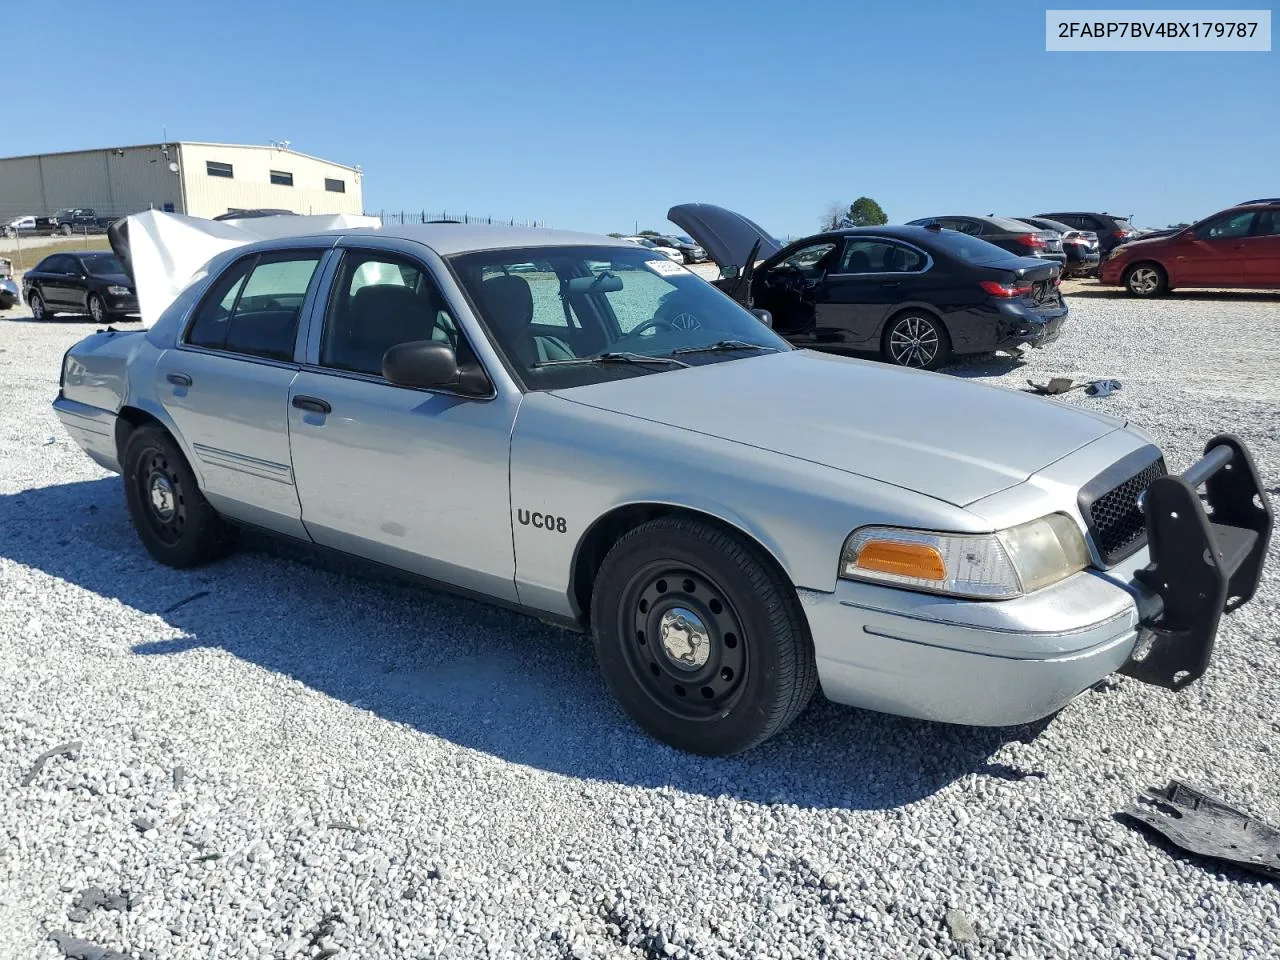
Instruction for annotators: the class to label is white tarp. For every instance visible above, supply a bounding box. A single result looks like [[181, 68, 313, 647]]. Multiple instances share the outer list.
[[126, 210, 381, 327]]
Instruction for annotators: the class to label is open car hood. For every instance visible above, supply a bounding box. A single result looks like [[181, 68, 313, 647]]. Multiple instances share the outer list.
[[667, 203, 781, 272]]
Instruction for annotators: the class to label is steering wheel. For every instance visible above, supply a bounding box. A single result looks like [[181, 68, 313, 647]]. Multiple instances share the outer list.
[[618, 317, 677, 342]]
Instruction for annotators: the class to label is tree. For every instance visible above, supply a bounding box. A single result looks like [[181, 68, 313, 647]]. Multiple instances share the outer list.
[[846, 196, 888, 227], [820, 196, 889, 230]]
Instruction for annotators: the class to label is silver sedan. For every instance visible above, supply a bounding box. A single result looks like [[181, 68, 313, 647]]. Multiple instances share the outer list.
[[53, 224, 1272, 754]]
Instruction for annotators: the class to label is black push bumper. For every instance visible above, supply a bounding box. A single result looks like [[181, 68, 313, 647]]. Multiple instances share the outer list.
[[1120, 434, 1273, 689]]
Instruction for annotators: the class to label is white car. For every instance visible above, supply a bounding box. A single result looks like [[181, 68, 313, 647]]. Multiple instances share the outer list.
[[2, 215, 38, 238], [621, 235, 685, 263]]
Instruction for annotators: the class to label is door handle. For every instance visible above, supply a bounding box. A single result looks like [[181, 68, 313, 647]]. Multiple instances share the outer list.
[[166, 372, 192, 387], [292, 395, 331, 415], [880, 280, 901, 288]]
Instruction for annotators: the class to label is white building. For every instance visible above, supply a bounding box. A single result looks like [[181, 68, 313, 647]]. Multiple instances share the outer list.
[[0, 142, 363, 222]]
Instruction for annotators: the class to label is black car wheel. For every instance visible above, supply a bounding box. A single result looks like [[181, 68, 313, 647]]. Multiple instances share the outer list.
[[59, 223, 73, 237], [1123, 263, 1167, 298], [591, 516, 817, 755], [122, 424, 236, 568], [28, 292, 48, 320], [88, 294, 106, 324], [882, 311, 951, 370]]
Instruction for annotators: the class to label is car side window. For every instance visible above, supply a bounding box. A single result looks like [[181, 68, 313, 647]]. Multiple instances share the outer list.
[[42, 255, 70, 274], [1254, 210, 1280, 237], [185, 251, 321, 361], [838, 239, 925, 274], [320, 250, 475, 377], [1195, 211, 1255, 241], [777, 241, 837, 278]]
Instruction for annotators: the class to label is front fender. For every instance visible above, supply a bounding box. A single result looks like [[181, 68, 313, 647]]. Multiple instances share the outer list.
[[509, 392, 983, 619]]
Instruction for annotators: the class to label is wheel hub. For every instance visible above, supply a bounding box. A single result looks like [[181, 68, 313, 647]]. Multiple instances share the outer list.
[[148, 472, 176, 521], [658, 606, 711, 670]]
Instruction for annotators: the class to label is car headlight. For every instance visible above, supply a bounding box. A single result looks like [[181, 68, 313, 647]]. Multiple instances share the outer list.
[[839, 514, 1089, 600], [107, 285, 131, 296]]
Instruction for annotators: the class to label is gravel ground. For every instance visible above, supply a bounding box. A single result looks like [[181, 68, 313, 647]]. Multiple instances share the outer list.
[[1, 283, 1279, 960]]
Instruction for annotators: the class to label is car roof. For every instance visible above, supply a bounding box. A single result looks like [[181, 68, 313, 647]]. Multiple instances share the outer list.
[[368, 224, 635, 255], [811, 225, 974, 241]]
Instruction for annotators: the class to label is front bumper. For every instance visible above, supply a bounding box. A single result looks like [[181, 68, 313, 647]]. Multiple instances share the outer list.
[[0, 279, 19, 309], [105, 291, 139, 313], [802, 435, 1271, 726], [1099, 258, 1126, 285]]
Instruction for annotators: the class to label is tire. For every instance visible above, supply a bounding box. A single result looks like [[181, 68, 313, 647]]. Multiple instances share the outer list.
[[28, 291, 48, 320], [1123, 262, 1167, 298], [590, 516, 817, 755], [59, 223, 73, 237], [122, 424, 236, 568], [87, 294, 106, 324], [881, 310, 952, 370]]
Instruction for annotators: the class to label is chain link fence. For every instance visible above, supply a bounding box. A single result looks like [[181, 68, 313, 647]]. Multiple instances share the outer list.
[[368, 210, 546, 228]]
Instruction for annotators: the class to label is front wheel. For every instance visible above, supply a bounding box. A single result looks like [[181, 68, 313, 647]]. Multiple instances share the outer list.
[[122, 425, 236, 568], [1123, 262, 1167, 298], [87, 294, 106, 324], [59, 223, 73, 237], [591, 517, 817, 755], [882, 311, 951, 370]]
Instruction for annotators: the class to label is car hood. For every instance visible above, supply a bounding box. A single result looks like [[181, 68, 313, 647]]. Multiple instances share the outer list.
[[667, 203, 782, 271], [550, 350, 1122, 507], [92, 272, 133, 288]]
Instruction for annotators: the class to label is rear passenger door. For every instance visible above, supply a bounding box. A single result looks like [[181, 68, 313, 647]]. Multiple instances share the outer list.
[[1241, 209, 1280, 287], [814, 238, 931, 349], [155, 247, 330, 537]]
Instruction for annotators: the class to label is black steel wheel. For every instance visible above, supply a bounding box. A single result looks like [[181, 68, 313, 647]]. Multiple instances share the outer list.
[[123, 424, 235, 567], [592, 516, 817, 755], [620, 563, 748, 720], [882, 311, 951, 370], [88, 294, 106, 324]]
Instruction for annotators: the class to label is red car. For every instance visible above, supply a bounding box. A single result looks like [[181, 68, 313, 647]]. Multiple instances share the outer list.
[[1100, 199, 1280, 297]]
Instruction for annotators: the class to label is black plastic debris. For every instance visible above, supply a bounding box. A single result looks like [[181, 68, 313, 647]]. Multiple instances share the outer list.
[[1026, 377, 1123, 397], [1120, 780, 1280, 881]]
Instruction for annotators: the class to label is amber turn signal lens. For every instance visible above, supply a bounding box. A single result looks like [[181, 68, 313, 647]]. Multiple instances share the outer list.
[[855, 540, 947, 581]]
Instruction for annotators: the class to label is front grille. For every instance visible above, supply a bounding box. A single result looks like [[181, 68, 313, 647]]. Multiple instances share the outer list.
[[1079, 452, 1167, 564]]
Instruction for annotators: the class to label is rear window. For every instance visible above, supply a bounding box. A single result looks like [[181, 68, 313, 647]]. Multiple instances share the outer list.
[[989, 216, 1036, 232], [1110, 217, 1134, 230], [931, 231, 1021, 264]]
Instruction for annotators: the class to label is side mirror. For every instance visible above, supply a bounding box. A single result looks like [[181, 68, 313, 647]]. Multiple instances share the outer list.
[[382, 341, 460, 389], [718, 265, 741, 281], [750, 308, 772, 328]]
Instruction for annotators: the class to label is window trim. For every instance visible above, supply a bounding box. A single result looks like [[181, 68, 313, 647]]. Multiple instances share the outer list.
[[324, 177, 346, 193], [307, 246, 496, 400], [828, 237, 934, 277], [269, 169, 294, 187], [179, 248, 328, 363], [206, 160, 234, 179]]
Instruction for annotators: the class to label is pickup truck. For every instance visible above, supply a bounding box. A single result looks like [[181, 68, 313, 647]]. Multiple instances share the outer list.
[[47, 208, 116, 236]]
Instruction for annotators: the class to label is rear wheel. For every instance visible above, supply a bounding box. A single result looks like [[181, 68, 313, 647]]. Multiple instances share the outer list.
[[881, 311, 951, 370], [591, 517, 817, 755], [122, 425, 236, 567], [1123, 262, 1167, 298], [29, 292, 49, 320]]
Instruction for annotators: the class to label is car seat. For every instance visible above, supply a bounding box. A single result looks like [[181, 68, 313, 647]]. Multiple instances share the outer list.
[[480, 274, 574, 365]]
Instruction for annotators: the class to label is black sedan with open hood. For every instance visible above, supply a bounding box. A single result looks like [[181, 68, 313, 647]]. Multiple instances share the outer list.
[[669, 203, 1067, 370]]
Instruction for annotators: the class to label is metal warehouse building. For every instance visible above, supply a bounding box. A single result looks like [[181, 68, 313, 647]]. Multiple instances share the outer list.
[[0, 142, 363, 222]]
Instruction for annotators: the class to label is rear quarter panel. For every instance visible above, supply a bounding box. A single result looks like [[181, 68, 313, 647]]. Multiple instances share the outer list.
[[509, 392, 987, 619]]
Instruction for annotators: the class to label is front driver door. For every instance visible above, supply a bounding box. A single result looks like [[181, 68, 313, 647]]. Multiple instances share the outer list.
[[287, 242, 520, 602], [754, 240, 838, 344], [1172, 211, 1253, 286]]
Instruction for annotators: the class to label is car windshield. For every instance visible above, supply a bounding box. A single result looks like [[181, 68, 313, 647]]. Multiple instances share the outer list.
[[990, 216, 1037, 232], [930, 230, 1022, 264], [449, 245, 789, 390], [81, 254, 126, 277]]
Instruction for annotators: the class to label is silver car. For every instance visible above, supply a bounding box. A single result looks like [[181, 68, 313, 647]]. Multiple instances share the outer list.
[[52, 225, 1272, 755]]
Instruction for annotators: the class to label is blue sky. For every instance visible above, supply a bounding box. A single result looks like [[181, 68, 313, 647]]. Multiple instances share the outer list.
[[7, 1, 1276, 236]]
